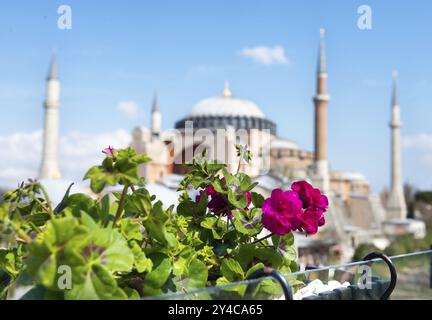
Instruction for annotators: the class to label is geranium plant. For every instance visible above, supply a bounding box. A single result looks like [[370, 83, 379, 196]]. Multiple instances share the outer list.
[[0, 145, 327, 300]]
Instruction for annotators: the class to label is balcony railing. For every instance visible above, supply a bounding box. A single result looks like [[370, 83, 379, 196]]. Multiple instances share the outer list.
[[152, 249, 432, 300]]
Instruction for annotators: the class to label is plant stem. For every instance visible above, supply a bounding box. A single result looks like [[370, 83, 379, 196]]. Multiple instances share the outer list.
[[34, 197, 54, 220], [17, 230, 32, 243], [236, 157, 242, 175], [38, 183, 53, 212], [228, 215, 237, 231], [252, 233, 273, 244], [113, 184, 129, 227]]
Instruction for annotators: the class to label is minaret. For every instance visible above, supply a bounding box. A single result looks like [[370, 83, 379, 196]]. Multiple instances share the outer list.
[[39, 51, 61, 179], [387, 71, 407, 220], [313, 28, 330, 191], [151, 92, 161, 138]]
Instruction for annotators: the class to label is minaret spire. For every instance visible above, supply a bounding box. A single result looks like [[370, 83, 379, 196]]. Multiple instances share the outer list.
[[39, 51, 61, 179], [313, 28, 330, 191], [152, 91, 160, 112], [151, 91, 162, 138], [317, 27, 327, 75], [47, 49, 58, 80], [391, 70, 399, 107], [387, 70, 407, 219]]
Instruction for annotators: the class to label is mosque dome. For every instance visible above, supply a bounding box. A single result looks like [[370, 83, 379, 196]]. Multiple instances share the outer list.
[[175, 82, 276, 135], [189, 96, 265, 119]]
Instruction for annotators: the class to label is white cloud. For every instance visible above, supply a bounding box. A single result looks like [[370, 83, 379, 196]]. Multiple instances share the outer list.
[[239, 46, 289, 65], [0, 130, 131, 189], [116, 101, 141, 119], [402, 133, 432, 150]]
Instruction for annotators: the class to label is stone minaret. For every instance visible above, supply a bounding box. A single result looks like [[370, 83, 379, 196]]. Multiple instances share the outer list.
[[39, 52, 61, 179], [387, 71, 407, 220], [313, 28, 330, 191], [151, 92, 161, 138]]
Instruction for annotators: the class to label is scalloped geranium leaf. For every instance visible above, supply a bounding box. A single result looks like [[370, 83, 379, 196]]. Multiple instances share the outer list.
[[174, 258, 207, 291], [220, 258, 244, 282]]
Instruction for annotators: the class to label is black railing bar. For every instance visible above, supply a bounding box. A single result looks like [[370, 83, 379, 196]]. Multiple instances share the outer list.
[[147, 276, 274, 300], [284, 249, 432, 278]]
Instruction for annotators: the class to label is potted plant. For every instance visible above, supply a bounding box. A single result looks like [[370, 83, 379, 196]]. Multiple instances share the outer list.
[[0, 145, 328, 300]]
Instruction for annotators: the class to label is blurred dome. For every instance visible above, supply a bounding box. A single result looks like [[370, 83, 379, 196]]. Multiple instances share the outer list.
[[175, 82, 276, 135], [189, 95, 265, 119]]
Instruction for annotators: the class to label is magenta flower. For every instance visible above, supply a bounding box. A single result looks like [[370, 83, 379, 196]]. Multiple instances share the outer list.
[[103, 145, 114, 156], [291, 180, 328, 212], [195, 181, 251, 217], [261, 189, 303, 235], [261, 181, 328, 236], [298, 209, 325, 235]]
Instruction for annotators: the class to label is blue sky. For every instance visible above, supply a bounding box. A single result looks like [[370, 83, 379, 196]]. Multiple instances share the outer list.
[[1, 0, 432, 192]]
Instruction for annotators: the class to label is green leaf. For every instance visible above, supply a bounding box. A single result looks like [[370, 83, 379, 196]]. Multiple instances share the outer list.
[[222, 167, 239, 187], [200, 216, 217, 230], [85, 227, 134, 272], [211, 179, 224, 193], [237, 173, 255, 192], [174, 259, 208, 291], [65, 264, 126, 300], [130, 241, 152, 273], [80, 212, 99, 230], [66, 194, 95, 218], [123, 287, 141, 300], [0, 249, 19, 278], [232, 209, 262, 236], [216, 276, 247, 296], [271, 234, 281, 249], [27, 217, 134, 293], [120, 219, 143, 241], [143, 201, 178, 248], [282, 245, 297, 261], [124, 188, 152, 217], [235, 245, 284, 271], [250, 192, 265, 208], [143, 253, 172, 293], [220, 258, 244, 282], [177, 190, 208, 219], [227, 189, 247, 209], [84, 166, 108, 193], [245, 262, 265, 279], [102, 156, 114, 172], [280, 232, 295, 247]]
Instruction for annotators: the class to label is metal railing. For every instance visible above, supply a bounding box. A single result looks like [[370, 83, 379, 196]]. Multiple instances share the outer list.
[[153, 249, 432, 300]]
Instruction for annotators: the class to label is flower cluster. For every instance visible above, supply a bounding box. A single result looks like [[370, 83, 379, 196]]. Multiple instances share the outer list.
[[196, 180, 251, 217], [261, 181, 328, 236]]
